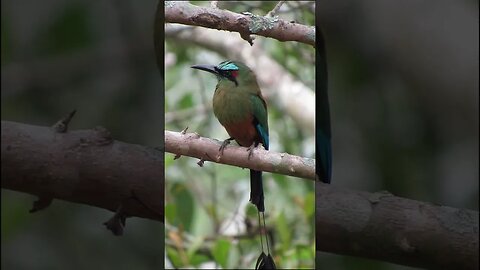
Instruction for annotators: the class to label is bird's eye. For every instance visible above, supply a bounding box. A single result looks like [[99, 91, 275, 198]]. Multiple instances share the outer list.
[[220, 70, 229, 77]]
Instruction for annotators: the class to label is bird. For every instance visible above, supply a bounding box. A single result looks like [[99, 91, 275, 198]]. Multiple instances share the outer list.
[[191, 60, 269, 213], [316, 27, 332, 184], [191, 60, 276, 269]]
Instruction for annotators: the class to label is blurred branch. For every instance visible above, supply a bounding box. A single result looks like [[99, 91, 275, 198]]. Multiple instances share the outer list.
[[164, 1, 315, 47], [1, 120, 164, 224], [316, 183, 479, 270], [266, 1, 285, 17], [165, 25, 315, 133], [165, 130, 315, 180]]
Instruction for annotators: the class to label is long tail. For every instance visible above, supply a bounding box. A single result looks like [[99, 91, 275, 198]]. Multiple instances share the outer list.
[[316, 26, 332, 184], [250, 169, 264, 212]]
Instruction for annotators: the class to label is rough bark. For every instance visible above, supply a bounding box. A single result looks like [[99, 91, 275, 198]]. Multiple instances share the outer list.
[[1, 120, 164, 222], [316, 182, 479, 270], [165, 130, 315, 180], [164, 1, 315, 47]]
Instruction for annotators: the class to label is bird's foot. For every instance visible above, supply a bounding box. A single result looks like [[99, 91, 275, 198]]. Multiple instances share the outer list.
[[219, 137, 234, 156], [247, 142, 257, 160]]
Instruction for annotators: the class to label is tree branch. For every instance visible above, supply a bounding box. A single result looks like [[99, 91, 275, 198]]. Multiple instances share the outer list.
[[164, 1, 315, 47], [316, 183, 479, 270], [1, 120, 164, 224], [165, 130, 315, 180]]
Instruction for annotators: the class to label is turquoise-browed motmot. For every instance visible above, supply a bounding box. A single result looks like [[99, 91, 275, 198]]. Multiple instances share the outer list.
[[192, 60, 276, 269], [191, 60, 269, 213]]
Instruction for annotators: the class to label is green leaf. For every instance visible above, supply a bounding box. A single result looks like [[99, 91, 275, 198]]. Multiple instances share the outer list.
[[212, 238, 231, 268], [173, 183, 195, 231], [166, 247, 182, 268], [189, 253, 210, 267], [296, 245, 313, 266]]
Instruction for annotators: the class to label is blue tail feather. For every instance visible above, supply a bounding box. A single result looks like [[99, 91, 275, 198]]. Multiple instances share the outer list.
[[317, 130, 332, 183], [255, 123, 269, 150]]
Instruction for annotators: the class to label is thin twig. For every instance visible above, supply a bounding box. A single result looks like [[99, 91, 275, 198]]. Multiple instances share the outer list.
[[52, 109, 76, 133], [267, 1, 285, 17]]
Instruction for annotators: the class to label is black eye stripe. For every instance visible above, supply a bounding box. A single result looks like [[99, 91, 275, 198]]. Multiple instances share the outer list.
[[221, 70, 232, 77], [214, 66, 238, 84]]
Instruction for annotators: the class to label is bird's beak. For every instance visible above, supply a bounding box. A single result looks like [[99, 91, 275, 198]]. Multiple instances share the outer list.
[[191, 64, 219, 75]]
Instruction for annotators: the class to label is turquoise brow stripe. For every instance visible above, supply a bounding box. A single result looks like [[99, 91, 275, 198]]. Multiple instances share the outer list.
[[218, 61, 239, 71]]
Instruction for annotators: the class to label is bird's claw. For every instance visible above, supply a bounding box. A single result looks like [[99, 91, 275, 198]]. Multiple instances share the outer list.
[[219, 138, 233, 156]]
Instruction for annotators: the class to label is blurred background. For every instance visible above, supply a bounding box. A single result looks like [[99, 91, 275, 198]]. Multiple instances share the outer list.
[[320, 0, 478, 208], [317, 0, 478, 269], [1, 0, 163, 269], [165, 1, 315, 269]]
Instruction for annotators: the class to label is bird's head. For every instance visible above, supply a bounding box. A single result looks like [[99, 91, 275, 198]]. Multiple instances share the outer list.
[[191, 60, 255, 87]]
